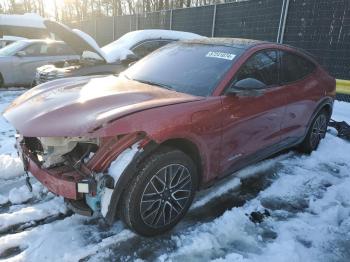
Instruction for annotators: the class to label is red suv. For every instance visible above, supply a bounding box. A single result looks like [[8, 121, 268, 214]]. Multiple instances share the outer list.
[[4, 38, 336, 236]]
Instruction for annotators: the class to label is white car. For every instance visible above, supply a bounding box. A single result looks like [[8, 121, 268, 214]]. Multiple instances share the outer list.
[[0, 39, 79, 87], [34, 20, 204, 85]]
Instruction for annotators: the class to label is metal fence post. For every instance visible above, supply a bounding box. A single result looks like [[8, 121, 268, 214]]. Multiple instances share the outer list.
[[112, 16, 115, 40], [129, 15, 132, 31], [277, 0, 290, 43], [279, 0, 290, 43], [94, 19, 97, 39], [136, 14, 139, 30], [211, 4, 217, 37], [169, 9, 173, 30]]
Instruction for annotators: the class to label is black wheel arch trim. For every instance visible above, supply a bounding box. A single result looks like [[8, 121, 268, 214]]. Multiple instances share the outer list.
[[104, 140, 159, 224], [305, 97, 333, 135]]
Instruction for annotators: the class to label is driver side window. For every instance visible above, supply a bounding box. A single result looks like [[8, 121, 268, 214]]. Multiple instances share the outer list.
[[22, 43, 49, 56], [232, 50, 279, 88]]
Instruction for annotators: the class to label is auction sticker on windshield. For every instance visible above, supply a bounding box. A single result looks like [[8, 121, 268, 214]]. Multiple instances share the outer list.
[[206, 51, 236, 60]]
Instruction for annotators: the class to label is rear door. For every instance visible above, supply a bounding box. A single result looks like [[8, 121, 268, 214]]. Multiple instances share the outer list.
[[220, 49, 287, 175], [278, 50, 320, 140]]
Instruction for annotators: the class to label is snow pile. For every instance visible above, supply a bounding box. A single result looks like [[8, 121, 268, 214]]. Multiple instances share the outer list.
[[0, 215, 131, 262], [0, 194, 8, 205], [0, 155, 24, 180], [101, 29, 204, 63], [8, 182, 45, 204]]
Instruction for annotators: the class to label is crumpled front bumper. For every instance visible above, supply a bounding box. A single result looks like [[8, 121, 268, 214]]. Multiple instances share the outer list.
[[18, 140, 85, 200]]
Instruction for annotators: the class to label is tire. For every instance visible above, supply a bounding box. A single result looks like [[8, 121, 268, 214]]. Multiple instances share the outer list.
[[119, 147, 198, 236], [299, 109, 329, 154]]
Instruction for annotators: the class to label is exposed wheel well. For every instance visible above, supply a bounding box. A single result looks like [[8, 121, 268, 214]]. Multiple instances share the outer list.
[[161, 138, 203, 187]]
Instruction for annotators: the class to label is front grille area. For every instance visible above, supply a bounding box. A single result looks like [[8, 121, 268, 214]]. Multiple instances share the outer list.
[[35, 72, 58, 85]]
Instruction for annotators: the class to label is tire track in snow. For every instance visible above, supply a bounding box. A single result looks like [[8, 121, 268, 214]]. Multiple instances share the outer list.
[[0, 215, 132, 261], [0, 197, 69, 236]]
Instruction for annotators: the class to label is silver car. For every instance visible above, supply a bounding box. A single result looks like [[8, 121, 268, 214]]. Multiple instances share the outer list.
[[0, 39, 78, 87]]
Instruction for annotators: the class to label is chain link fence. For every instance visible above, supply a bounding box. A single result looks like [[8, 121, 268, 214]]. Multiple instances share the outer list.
[[70, 0, 350, 81]]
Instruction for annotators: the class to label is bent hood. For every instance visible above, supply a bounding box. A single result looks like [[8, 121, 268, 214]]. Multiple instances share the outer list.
[[3, 76, 202, 137], [44, 20, 108, 62]]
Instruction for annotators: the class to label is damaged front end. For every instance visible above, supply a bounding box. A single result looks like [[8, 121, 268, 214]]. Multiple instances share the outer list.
[[18, 132, 145, 218]]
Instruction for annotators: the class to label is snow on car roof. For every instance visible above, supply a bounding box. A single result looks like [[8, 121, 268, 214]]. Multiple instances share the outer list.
[[101, 29, 204, 63], [0, 13, 45, 28]]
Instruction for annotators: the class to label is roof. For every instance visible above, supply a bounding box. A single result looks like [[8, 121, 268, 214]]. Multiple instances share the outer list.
[[101, 29, 204, 63], [181, 37, 269, 49], [0, 14, 45, 29]]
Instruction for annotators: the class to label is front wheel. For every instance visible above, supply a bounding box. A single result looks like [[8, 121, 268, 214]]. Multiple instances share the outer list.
[[119, 148, 198, 236], [299, 110, 329, 153]]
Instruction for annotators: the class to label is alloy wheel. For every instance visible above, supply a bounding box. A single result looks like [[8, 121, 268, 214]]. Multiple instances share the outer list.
[[310, 114, 327, 149], [140, 164, 192, 228]]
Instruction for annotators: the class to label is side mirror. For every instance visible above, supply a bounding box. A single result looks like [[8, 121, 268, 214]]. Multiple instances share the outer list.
[[16, 51, 26, 57], [227, 78, 266, 97], [121, 53, 139, 66], [234, 78, 266, 90]]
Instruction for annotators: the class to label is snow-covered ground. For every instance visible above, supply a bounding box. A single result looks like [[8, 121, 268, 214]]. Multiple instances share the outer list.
[[0, 89, 349, 262]]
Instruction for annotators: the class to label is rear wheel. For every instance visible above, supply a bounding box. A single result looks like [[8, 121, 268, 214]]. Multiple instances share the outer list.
[[119, 147, 198, 236], [299, 110, 329, 153]]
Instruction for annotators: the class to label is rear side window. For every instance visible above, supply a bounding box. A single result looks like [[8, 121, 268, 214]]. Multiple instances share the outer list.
[[279, 51, 316, 84], [132, 40, 172, 58], [54, 43, 76, 55], [232, 50, 279, 87]]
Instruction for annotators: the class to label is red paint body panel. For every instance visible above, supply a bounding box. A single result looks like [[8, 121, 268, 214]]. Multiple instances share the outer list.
[[21, 145, 84, 199], [4, 40, 336, 200], [220, 85, 288, 173], [3, 75, 202, 137]]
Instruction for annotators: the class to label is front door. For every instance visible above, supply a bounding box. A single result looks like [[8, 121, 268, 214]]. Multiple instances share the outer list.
[[219, 50, 287, 175]]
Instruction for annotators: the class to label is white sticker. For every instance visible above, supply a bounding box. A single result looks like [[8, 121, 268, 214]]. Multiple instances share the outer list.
[[206, 51, 236, 60]]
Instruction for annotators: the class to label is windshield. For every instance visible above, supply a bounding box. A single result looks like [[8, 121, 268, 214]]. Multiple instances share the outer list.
[[0, 41, 27, 56], [123, 42, 243, 96]]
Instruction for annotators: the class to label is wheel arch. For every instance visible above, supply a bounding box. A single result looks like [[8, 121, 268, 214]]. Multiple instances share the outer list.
[[303, 97, 333, 139], [104, 137, 204, 224], [160, 138, 203, 188]]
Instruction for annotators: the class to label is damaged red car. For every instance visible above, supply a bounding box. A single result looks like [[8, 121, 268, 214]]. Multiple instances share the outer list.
[[3, 38, 335, 236]]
